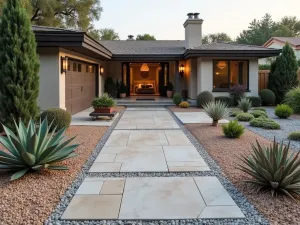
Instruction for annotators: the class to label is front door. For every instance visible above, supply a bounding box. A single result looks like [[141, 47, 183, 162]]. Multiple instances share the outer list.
[[159, 63, 169, 97]]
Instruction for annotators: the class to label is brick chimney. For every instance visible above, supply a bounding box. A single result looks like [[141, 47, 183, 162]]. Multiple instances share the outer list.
[[183, 13, 203, 49]]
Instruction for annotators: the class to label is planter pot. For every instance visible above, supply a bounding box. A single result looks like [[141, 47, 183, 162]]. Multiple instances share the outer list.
[[120, 93, 126, 98], [167, 90, 173, 98], [93, 107, 114, 113]]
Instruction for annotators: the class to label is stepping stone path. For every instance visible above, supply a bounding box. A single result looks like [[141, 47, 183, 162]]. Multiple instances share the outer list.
[[62, 107, 244, 220]]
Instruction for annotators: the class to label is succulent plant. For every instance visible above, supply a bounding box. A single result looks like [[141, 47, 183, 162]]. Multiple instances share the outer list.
[[0, 118, 79, 181], [237, 139, 300, 199], [203, 101, 229, 126], [238, 97, 252, 113], [222, 120, 245, 138]]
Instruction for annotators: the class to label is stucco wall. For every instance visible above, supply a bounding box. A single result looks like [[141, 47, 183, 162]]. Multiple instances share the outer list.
[[196, 58, 259, 97], [186, 59, 197, 99]]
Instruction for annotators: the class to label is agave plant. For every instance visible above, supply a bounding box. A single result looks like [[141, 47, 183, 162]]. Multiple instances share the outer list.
[[0, 118, 79, 181], [238, 97, 252, 113], [237, 138, 300, 199], [203, 100, 229, 126]]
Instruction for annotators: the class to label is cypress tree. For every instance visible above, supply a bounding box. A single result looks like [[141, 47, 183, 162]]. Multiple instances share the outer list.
[[268, 43, 299, 103], [0, 0, 40, 129]]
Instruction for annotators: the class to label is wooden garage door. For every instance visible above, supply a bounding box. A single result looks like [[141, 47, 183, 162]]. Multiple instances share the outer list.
[[65, 61, 96, 114]]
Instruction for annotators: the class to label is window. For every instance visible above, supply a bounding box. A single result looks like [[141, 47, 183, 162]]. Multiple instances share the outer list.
[[86, 65, 89, 72], [73, 63, 77, 71], [213, 60, 248, 91], [78, 64, 81, 72]]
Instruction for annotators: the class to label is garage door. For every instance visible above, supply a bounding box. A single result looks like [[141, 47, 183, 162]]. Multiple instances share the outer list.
[[65, 60, 96, 114]]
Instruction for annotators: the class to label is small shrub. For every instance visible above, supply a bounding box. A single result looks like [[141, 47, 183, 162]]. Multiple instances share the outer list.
[[119, 82, 127, 93], [229, 109, 243, 117], [167, 82, 173, 91], [0, 118, 79, 181], [284, 87, 300, 113], [275, 104, 293, 119], [203, 101, 229, 126], [249, 117, 265, 127], [229, 84, 246, 106], [92, 93, 116, 108], [40, 108, 71, 131], [246, 96, 261, 107], [237, 138, 300, 199], [288, 132, 300, 141], [215, 96, 233, 107], [238, 97, 252, 113], [253, 107, 266, 112], [259, 89, 276, 106], [259, 64, 271, 70], [173, 93, 182, 105], [250, 110, 268, 118], [197, 91, 214, 108], [236, 113, 254, 122], [262, 120, 281, 129], [222, 120, 245, 138], [179, 101, 190, 108]]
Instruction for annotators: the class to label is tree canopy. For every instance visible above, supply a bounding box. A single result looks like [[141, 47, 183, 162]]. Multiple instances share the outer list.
[[95, 28, 120, 40], [202, 33, 232, 44], [136, 34, 156, 40]]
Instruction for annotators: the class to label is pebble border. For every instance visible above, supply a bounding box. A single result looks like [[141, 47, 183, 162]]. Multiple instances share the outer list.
[[45, 107, 269, 225]]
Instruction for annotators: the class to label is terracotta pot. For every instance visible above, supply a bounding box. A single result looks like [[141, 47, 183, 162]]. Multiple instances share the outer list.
[[120, 93, 126, 98], [167, 90, 173, 98], [93, 107, 114, 113]]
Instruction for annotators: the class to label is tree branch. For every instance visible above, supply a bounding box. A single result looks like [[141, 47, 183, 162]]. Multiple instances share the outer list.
[[31, 8, 40, 21]]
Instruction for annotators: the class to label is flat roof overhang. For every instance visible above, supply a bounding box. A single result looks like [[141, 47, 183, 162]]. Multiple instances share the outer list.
[[110, 54, 183, 61], [184, 49, 282, 59], [34, 31, 112, 60]]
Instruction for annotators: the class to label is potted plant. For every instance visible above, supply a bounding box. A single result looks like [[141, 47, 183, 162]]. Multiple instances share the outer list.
[[119, 82, 127, 98], [91, 93, 116, 113], [167, 82, 173, 98], [104, 77, 117, 98]]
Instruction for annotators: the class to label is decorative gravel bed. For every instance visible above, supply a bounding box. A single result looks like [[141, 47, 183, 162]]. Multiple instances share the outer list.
[[44, 107, 269, 225], [242, 107, 300, 150], [186, 123, 300, 225]]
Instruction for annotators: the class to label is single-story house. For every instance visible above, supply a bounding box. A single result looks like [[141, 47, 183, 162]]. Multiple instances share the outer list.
[[259, 37, 300, 64], [33, 13, 281, 114]]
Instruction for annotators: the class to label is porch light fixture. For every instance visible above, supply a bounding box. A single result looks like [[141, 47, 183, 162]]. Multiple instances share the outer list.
[[217, 61, 227, 70], [61, 56, 68, 73], [140, 63, 149, 72], [180, 64, 185, 77], [100, 65, 104, 75]]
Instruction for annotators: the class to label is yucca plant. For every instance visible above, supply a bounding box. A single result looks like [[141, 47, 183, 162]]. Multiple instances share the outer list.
[[237, 138, 300, 199], [203, 101, 229, 126], [0, 118, 79, 181], [238, 97, 252, 113]]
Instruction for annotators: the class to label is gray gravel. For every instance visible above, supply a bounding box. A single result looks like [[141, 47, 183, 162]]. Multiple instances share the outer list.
[[45, 107, 269, 225], [242, 107, 300, 151]]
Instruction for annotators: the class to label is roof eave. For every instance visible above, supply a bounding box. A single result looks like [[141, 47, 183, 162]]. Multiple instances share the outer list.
[[111, 54, 184, 61]]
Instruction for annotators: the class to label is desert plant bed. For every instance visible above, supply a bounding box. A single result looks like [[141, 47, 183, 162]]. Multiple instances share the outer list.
[[0, 126, 108, 225], [186, 123, 300, 225]]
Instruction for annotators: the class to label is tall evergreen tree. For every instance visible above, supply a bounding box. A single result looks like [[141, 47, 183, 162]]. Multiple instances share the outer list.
[[0, 0, 40, 128], [268, 43, 299, 103]]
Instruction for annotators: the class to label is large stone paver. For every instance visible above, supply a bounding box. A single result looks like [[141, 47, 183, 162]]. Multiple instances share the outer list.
[[174, 112, 229, 124], [63, 177, 244, 220]]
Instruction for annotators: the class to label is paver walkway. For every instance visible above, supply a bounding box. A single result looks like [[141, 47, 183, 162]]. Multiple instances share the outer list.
[[62, 107, 244, 220]]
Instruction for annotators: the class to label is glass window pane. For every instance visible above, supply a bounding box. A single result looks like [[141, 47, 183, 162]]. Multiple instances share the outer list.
[[229, 61, 248, 89], [213, 61, 229, 89]]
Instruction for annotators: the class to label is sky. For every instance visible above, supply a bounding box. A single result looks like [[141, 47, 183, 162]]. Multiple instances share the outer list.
[[94, 0, 300, 40]]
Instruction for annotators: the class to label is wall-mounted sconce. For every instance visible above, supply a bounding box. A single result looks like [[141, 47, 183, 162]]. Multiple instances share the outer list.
[[100, 65, 104, 75], [61, 56, 68, 74], [180, 64, 185, 77]]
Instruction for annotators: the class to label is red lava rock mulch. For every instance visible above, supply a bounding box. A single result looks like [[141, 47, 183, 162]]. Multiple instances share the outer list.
[[168, 106, 203, 112], [0, 126, 108, 225], [186, 124, 300, 225]]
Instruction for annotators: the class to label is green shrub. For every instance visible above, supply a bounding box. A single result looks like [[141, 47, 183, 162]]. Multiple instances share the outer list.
[[203, 101, 229, 126], [40, 108, 71, 131], [253, 107, 266, 112], [236, 113, 254, 122], [250, 110, 268, 118], [119, 82, 127, 93], [222, 120, 245, 138], [275, 104, 293, 119], [249, 117, 265, 127], [259, 64, 271, 70], [288, 132, 300, 141], [179, 101, 190, 108], [104, 77, 117, 97], [229, 84, 246, 106], [215, 96, 233, 107], [262, 120, 281, 129], [246, 96, 261, 107], [197, 91, 214, 108], [238, 138, 300, 199], [259, 89, 276, 106], [238, 97, 252, 113], [229, 109, 243, 117], [173, 93, 182, 105], [284, 87, 300, 113], [92, 93, 116, 108], [0, 118, 79, 181]]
